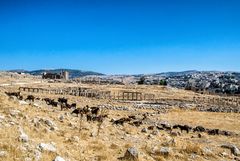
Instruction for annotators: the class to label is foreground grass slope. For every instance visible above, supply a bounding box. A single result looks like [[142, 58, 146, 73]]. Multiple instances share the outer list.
[[0, 89, 240, 161], [0, 74, 239, 161]]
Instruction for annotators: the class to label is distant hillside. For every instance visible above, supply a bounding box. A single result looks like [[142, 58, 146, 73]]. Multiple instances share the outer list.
[[155, 70, 199, 77], [8, 69, 104, 78], [134, 70, 240, 95], [8, 69, 29, 73], [132, 70, 199, 78]]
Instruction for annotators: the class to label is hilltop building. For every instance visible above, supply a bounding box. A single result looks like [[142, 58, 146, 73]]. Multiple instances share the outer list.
[[42, 71, 69, 80]]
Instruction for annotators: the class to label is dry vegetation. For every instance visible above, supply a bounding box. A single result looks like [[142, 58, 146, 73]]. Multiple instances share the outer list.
[[0, 73, 239, 161]]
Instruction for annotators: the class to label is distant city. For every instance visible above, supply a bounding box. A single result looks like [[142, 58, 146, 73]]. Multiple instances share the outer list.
[[5, 69, 240, 96]]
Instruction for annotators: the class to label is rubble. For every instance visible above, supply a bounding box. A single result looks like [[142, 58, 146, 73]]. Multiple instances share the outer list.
[[122, 147, 139, 161], [0, 151, 8, 157], [18, 130, 29, 143], [159, 147, 172, 156], [54, 156, 66, 161], [38, 143, 57, 153], [221, 144, 240, 156], [9, 109, 21, 117]]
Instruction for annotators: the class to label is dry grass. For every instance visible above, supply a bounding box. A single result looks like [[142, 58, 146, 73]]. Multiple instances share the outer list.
[[0, 75, 239, 161], [161, 108, 240, 133], [0, 127, 23, 160], [179, 142, 203, 155]]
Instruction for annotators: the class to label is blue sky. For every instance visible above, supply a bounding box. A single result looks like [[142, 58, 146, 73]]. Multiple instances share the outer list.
[[0, 0, 240, 74]]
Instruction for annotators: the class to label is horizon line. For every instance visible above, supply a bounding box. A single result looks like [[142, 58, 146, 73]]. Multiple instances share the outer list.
[[1, 68, 240, 76]]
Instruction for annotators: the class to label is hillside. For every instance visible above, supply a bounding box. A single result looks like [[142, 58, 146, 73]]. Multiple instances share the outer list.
[[8, 69, 104, 78], [134, 71, 240, 95], [0, 75, 240, 161]]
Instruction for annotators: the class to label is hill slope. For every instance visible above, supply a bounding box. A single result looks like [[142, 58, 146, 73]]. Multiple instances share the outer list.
[[8, 69, 104, 78]]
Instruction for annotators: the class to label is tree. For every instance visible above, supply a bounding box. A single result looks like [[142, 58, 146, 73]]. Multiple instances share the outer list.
[[159, 79, 167, 86], [138, 76, 145, 85]]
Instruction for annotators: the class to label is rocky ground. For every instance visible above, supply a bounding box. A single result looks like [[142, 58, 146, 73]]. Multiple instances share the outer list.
[[0, 73, 240, 161], [0, 92, 240, 161]]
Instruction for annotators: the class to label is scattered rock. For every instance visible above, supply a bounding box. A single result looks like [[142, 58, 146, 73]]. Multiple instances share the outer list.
[[32, 118, 40, 128], [9, 121, 15, 125], [20, 144, 27, 152], [19, 133, 29, 143], [68, 122, 74, 127], [0, 115, 5, 123], [45, 119, 55, 127], [221, 144, 240, 156], [9, 96, 18, 101], [90, 131, 97, 137], [0, 151, 8, 157], [25, 157, 32, 161], [0, 115, 5, 120], [162, 136, 176, 146], [23, 115, 29, 120], [160, 147, 171, 157], [64, 112, 70, 117], [34, 150, 42, 161], [43, 119, 58, 131], [220, 152, 229, 157], [151, 130, 158, 135], [33, 103, 41, 108], [50, 126, 58, 131], [122, 147, 139, 161], [19, 100, 29, 105], [53, 156, 65, 161], [141, 128, 148, 133], [203, 147, 213, 156], [69, 136, 80, 142], [165, 135, 172, 142], [59, 115, 64, 122], [10, 109, 20, 117], [38, 143, 57, 153], [18, 128, 29, 143], [190, 153, 198, 159], [147, 134, 154, 139]]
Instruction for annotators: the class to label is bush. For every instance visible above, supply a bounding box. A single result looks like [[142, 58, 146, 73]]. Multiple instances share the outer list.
[[138, 77, 145, 85], [159, 80, 167, 86]]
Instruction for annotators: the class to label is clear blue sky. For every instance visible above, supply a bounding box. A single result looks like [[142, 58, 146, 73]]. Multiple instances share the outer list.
[[0, 0, 240, 74]]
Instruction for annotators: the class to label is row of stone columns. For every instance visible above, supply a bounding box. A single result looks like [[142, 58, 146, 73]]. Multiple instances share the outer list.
[[110, 92, 155, 101], [193, 96, 240, 107], [19, 87, 112, 99], [19, 87, 50, 93]]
